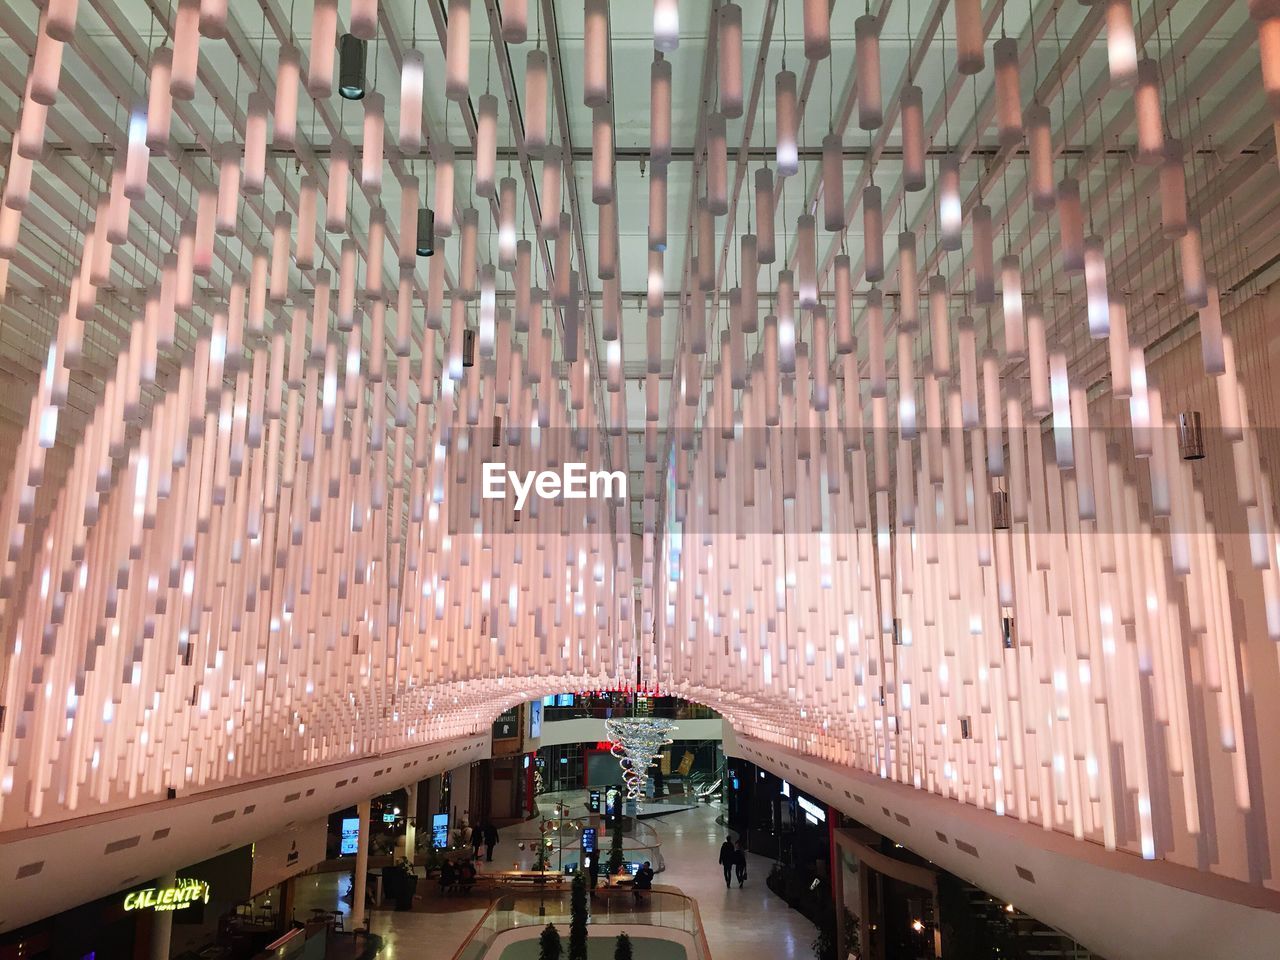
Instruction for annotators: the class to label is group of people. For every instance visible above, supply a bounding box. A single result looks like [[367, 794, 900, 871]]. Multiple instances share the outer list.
[[436, 856, 478, 895], [460, 820, 500, 862], [718, 836, 748, 888]]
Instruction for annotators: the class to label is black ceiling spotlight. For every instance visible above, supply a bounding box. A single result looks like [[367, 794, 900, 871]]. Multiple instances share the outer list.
[[416, 207, 435, 257], [462, 328, 476, 368], [338, 33, 367, 100]]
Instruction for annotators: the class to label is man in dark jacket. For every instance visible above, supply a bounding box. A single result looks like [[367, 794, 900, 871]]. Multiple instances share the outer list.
[[483, 821, 499, 862], [733, 839, 748, 888], [718, 836, 735, 888], [633, 861, 655, 902]]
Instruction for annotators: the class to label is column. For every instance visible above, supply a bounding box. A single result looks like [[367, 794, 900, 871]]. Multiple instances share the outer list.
[[450, 762, 472, 830], [402, 781, 419, 863], [150, 873, 176, 960], [350, 800, 371, 931]]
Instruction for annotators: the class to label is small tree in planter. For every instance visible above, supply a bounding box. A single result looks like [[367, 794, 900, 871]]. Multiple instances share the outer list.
[[568, 871, 589, 960], [613, 932, 634, 960], [607, 817, 626, 875], [538, 923, 563, 960]]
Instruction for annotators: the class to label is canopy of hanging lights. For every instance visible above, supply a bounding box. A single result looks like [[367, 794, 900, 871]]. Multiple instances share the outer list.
[[1, 1, 1280, 920]]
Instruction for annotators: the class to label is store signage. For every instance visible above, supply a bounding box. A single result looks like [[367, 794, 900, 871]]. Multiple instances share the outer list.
[[529, 699, 543, 739], [123, 878, 211, 912], [581, 827, 598, 853], [796, 796, 827, 823], [493, 706, 520, 740]]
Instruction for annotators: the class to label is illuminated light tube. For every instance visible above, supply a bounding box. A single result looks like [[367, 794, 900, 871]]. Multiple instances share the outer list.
[[427, 243, 445, 328], [697, 201, 714, 290], [929, 276, 950, 376], [777, 270, 796, 373], [17, 88, 49, 160], [775, 70, 799, 177], [146, 47, 173, 149], [554, 211, 572, 301], [650, 55, 672, 165], [1083, 236, 1110, 338], [434, 143, 455, 236], [803, 0, 830, 59], [46, 0, 80, 42], [648, 165, 668, 250], [309, 0, 338, 97], [106, 164, 130, 242], [243, 91, 269, 195], [169, 0, 199, 100], [540, 147, 562, 237], [325, 138, 351, 232], [193, 188, 216, 275], [867, 288, 885, 397], [269, 211, 291, 304], [987, 38, 1021, 146], [367, 207, 387, 300], [598, 199, 617, 280], [502, 0, 528, 43], [525, 49, 548, 153], [797, 214, 817, 307], [811, 307, 830, 409], [1199, 279, 1226, 376], [350, 0, 377, 40], [30, 14, 65, 107], [707, 113, 729, 214], [901, 85, 926, 191], [741, 234, 759, 333], [755, 168, 776, 262], [585, 0, 609, 107], [719, 4, 744, 118], [200, 0, 229, 37], [0, 205, 21, 255], [822, 133, 845, 231], [337, 240, 357, 329], [1001, 255, 1026, 357], [1027, 104, 1054, 210], [957, 317, 979, 425], [446, 0, 472, 101], [1026, 302, 1050, 416], [863, 184, 884, 282], [938, 154, 961, 250], [653, 0, 679, 52], [499, 177, 518, 269], [1260, 17, 1280, 117], [479, 264, 497, 359], [399, 175, 419, 269], [361, 92, 385, 190], [972, 203, 994, 303], [897, 330, 917, 438], [399, 49, 424, 153], [123, 105, 150, 201], [475, 94, 498, 197], [954, 0, 985, 75], [1057, 177, 1084, 272], [647, 249, 664, 315], [856, 15, 882, 130], [898, 231, 918, 329], [593, 106, 615, 204], [1106, 0, 1139, 87], [514, 240, 531, 329], [1160, 140, 1188, 238], [1134, 58, 1164, 163], [1108, 299, 1132, 398], [1049, 352, 1074, 469], [1179, 218, 1208, 307]]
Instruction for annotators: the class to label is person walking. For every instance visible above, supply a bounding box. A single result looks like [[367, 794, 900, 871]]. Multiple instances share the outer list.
[[483, 821, 499, 862], [470, 822, 484, 861], [718, 836, 735, 889], [633, 860, 654, 903], [733, 839, 748, 888]]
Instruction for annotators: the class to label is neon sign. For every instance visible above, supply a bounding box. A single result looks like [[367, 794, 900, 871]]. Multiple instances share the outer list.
[[123, 878, 211, 912]]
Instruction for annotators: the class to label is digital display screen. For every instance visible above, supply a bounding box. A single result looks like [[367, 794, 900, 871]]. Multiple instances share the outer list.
[[556, 694, 575, 706], [340, 817, 360, 855], [432, 813, 450, 849]]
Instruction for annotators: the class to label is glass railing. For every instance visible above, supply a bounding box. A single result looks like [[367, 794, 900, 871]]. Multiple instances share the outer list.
[[451, 888, 707, 960]]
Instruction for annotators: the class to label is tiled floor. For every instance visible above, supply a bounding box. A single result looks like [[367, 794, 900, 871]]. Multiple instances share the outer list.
[[291, 798, 816, 959]]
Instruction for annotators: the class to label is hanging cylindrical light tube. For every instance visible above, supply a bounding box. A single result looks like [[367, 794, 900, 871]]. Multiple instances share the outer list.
[[446, 0, 472, 101], [855, 15, 882, 130], [169, 0, 199, 100], [1135, 58, 1165, 163], [298, 175, 318, 268], [215, 142, 241, 234], [867, 289, 886, 397], [929, 276, 950, 376], [901, 85, 926, 191], [16, 86, 48, 160], [1084, 236, 1111, 338], [326, 137, 350, 232], [350, 0, 377, 40], [1106, 0, 1139, 87], [1180, 218, 1208, 307], [479, 264, 497, 359], [1058, 177, 1085, 272], [797, 214, 818, 307], [1108, 299, 1132, 398], [584, 0, 609, 107], [399, 49, 424, 153], [243, 91, 268, 194], [719, 4, 744, 118], [593, 106, 615, 204], [499, 177, 518, 270], [526, 49, 549, 153], [939, 154, 962, 250], [598, 198, 618, 280], [862, 184, 884, 283], [649, 165, 668, 251], [146, 47, 173, 149], [1027, 104, 1055, 210], [1199, 279, 1226, 376], [399, 176, 419, 268], [775, 70, 799, 176], [741, 234, 759, 334], [803, 0, 831, 59], [1027, 303, 1051, 416], [541, 146, 562, 237], [1160, 140, 1188, 237], [459, 207, 478, 298], [823, 134, 845, 231], [361, 92, 385, 189], [697, 201, 714, 290], [897, 330, 917, 437], [1001, 256, 1026, 357], [475, 93, 498, 197], [707, 113, 729, 214], [954, 0, 986, 75], [434, 142, 455, 235], [1260, 15, 1280, 117], [273, 46, 301, 151], [898, 231, 918, 329], [972, 203, 994, 303], [653, 0, 679, 52], [502, 0, 528, 43], [309, 0, 338, 98], [647, 250, 664, 316], [756, 168, 776, 262], [1049, 352, 1075, 469], [994, 37, 1022, 144], [777, 270, 796, 373]]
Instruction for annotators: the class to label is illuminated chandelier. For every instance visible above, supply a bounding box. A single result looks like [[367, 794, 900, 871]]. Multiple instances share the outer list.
[[604, 717, 677, 803]]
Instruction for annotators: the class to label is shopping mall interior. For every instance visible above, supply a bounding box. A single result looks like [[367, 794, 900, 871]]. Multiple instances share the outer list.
[[3, 0, 1280, 958]]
